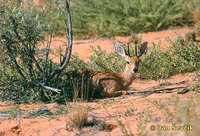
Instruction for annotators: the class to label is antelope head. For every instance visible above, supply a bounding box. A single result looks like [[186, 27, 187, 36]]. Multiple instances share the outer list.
[[114, 42, 148, 74]]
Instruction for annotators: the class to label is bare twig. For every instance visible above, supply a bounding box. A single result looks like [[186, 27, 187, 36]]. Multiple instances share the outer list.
[[62, 18, 69, 63], [32, 79, 61, 93], [177, 82, 200, 94], [6, 42, 60, 93], [39, 84, 61, 93], [53, 39, 68, 46], [49, 0, 73, 79], [59, 45, 62, 65], [44, 32, 52, 83], [62, 0, 72, 65], [73, 33, 110, 45]]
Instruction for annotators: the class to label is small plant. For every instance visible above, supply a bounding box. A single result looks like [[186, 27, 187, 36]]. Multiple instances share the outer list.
[[89, 45, 125, 73], [27, 107, 54, 118], [0, 105, 22, 119], [102, 104, 133, 136], [53, 105, 69, 116], [8, 105, 22, 119], [0, 104, 70, 119], [137, 111, 149, 136], [115, 118, 133, 136], [66, 104, 88, 131], [124, 108, 135, 117], [152, 99, 174, 121], [124, 102, 136, 117]]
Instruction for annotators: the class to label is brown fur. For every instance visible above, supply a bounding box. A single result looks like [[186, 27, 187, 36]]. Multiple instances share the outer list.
[[77, 56, 140, 97], [74, 42, 147, 98]]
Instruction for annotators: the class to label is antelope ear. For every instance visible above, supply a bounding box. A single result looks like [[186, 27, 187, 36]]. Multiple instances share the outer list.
[[115, 43, 126, 58], [138, 42, 148, 57], [114, 43, 127, 58]]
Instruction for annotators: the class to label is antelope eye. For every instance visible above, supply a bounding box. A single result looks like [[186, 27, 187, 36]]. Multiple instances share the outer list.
[[127, 61, 130, 65]]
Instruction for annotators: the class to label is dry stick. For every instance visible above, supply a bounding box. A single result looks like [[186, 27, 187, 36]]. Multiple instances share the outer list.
[[65, 2, 72, 61], [49, 0, 72, 79], [73, 32, 110, 45], [62, 18, 69, 63], [177, 82, 200, 94], [53, 39, 68, 46], [34, 79, 61, 93], [53, 39, 69, 65], [59, 45, 62, 65], [44, 32, 52, 83], [27, 66, 61, 93]]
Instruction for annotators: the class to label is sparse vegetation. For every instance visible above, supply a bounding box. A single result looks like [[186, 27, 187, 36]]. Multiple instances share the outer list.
[[102, 103, 134, 136], [115, 118, 133, 136], [138, 37, 200, 79], [0, 104, 69, 120], [185, 0, 200, 39], [137, 111, 149, 136], [43, 0, 195, 38], [0, 105, 22, 119]]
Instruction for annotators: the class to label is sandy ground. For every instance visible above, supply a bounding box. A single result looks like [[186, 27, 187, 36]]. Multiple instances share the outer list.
[[46, 27, 193, 62], [1, 1, 200, 135], [0, 27, 200, 136]]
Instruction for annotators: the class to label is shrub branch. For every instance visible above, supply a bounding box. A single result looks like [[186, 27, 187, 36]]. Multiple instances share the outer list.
[[10, 16, 43, 75], [5, 43, 26, 80], [49, 0, 73, 79]]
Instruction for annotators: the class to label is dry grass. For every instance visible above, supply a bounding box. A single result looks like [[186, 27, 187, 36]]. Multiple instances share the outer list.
[[66, 104, 88, 131]]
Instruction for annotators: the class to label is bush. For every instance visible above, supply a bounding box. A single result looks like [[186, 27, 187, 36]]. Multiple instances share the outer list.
[[0, 1, 47, 102], [89, 45, 125, 73], [138, 38, 200, 79], [44, 0, 193, 38], [0, 0, 72, 103], [72, 37, 200, 80]]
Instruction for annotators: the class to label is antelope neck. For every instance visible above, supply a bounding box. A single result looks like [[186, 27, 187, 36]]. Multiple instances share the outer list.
[[120, 67, 136, 89]]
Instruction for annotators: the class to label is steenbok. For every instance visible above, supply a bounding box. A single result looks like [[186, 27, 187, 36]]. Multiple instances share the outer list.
[[71, 41, 148, 99]]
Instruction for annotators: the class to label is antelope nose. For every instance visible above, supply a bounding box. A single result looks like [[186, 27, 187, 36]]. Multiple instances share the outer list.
[[133, 68, 138, 73]]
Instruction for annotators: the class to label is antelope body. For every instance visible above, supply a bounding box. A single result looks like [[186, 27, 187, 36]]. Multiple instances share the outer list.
[[75, 42, 148, 98]]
